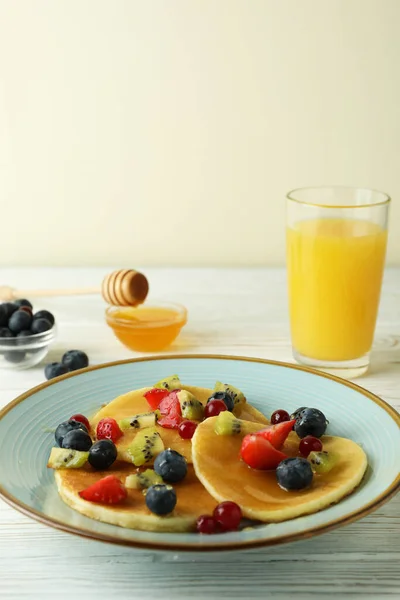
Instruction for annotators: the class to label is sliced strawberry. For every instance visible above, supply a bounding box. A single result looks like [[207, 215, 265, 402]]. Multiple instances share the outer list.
[[240, 434, 287, 470], [257, 419, 296, 450], [144, 388, 170, 410], [158, 390, 181, 414], [96, 417, 123, 443], [79, 475, 127, 504], [157, 414, 182, 429], [157, 390, 182, 429]]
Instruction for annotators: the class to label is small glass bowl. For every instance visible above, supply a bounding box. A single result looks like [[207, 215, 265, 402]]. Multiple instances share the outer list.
[[0, 327, 56, 370], [105, 301, 187, 352]]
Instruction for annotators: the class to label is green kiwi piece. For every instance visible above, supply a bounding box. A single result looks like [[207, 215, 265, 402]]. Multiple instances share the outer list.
[[127, 427, 165, 467], [177, 390, 205, 420], [154, 374, 181, 391], [47, 447, 89, 469], [119, 412, 158, 431], [308, 450, 339, 474], [125, 469, 163, 490], [213, 381, 245, 407], [214, 411, 264, 436]]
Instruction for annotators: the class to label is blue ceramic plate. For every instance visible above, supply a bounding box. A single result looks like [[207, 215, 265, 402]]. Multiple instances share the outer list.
[[0, 355, 399, 551]]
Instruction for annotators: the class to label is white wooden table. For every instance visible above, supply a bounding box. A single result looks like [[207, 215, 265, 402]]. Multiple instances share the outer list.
[[0, 267, 399, 600]]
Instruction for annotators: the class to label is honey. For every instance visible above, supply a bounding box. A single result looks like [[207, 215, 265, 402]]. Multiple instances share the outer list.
[[105, 302, 187, 352]]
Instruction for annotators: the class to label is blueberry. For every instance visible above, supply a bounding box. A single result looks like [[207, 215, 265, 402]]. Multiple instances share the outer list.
[[154, 449, 187, 483], [145, 484, 177, 515], [16, 329, 32, 341], [294, 408, 328, 439], [55, 419, 88, 447], [14, 299, 33, 310], [16, 330, 33, 349], [290, 406, 308, 421], [33, 310, 55, 326], [2, 303, 18, 319], [31, 318, 52, 334], [0, 327, 14, 338], [0, 305, 7, 327], [88, 439, 117, 469], [276, 457, 313, 490], [5, 351, 26, 364], [62, 428, 92, 451], [8, 310, 32, 334], [45, 362, 69, 380], [61, 350, 89, 371], [207, 391, 235, 412]]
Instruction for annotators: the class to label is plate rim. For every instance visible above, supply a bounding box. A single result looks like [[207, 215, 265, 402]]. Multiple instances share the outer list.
[[0, 354, 399, 552]]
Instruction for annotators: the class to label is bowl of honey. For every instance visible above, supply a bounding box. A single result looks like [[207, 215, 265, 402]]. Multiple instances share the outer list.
[[105, 301, 187, 352]]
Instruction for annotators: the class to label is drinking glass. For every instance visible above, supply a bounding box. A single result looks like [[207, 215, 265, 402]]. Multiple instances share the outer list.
[[286, 186, 390, 378]]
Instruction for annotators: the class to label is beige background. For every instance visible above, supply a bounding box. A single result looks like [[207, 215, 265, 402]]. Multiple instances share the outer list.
[[0, 0, 399, 267]]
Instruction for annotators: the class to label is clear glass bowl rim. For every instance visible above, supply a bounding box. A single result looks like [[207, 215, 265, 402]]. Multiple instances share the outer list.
[[0, 326, 56, 350]]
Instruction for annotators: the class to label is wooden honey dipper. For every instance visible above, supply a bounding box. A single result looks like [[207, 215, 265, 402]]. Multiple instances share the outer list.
[[0, 269, 149, 306]]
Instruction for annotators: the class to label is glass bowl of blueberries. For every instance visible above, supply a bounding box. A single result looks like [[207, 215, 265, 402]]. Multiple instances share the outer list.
[[0, 299, 56, 369]]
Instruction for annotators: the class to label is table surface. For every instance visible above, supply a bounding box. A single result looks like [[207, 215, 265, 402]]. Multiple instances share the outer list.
[[0, 267, 399, 600]]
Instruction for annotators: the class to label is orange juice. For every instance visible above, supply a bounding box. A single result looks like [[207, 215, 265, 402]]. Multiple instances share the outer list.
[[287, 218, 387, 361]]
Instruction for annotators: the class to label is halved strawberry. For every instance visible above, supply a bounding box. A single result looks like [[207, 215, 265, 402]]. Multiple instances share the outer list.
[[257, 419, 296, 450], [96, 417, 123, 443], [240, 434, 287, 470], [144, 388, 170, 410], [79, 475, 127, 504], [157, 390, 182, 429]]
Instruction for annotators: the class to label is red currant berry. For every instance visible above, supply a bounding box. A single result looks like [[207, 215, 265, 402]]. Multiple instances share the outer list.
[[178, 420, 197, 440], [96, 417, 123, 443], [270, 409, 290, 425], [196, 514, 217, 534], [213, 501, 242, 531], [299, 435, 323, 457], [70, 414, 90, 430], [204, 400, 227, 419]]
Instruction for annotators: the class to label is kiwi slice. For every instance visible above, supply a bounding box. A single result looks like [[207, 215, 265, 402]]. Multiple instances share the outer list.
[[128, 427, 165, 467], [213, 382, 246, 410], [177, 390, 204, 420], [119, 412, 158, 431], [47, 447, 89, 469], [125, 469, 163, 490], [214, 411, 264, 436], [154, 374, 181, 391], [308, 450, 339, 474]]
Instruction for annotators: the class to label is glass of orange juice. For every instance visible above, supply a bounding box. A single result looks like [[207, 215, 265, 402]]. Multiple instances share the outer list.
[[286, 187, 390, 378]]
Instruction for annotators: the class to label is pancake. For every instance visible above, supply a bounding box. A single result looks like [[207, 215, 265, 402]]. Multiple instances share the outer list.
[[91, 385, 269, 464], [55, 463, 217, 532], [52, 382, 367, 531], [54, 384, 268, 532], [191, 417, 368, 522]]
